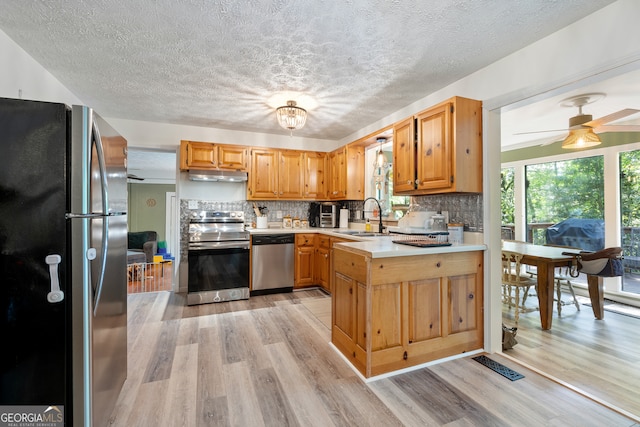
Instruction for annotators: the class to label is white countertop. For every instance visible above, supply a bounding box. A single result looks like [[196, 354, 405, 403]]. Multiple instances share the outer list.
[[247, 227, 356, 236], [333, 238, 486, 258], [246, 226, 486, 257]]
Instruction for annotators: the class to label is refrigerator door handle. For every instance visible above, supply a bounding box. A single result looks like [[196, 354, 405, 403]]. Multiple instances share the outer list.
[[66, 212, 108, 219], [45, 254, 64, 303], [92, 120, 109, 316]]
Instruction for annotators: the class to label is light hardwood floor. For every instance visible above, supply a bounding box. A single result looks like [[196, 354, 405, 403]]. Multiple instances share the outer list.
[[109, 289, 638, 426], [503, 293, 640, 421]]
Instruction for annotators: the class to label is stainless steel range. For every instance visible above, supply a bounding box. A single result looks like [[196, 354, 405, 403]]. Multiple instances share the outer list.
[[187, 210, 250, 305]]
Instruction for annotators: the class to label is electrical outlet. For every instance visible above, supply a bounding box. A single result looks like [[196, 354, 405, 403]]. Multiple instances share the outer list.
[[188, 200, 198, 209], [276, 210, 283, 219]]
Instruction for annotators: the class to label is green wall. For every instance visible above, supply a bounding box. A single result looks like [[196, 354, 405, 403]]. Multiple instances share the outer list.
[[501, 132, 640, 163], [127, 183, 176, 242]]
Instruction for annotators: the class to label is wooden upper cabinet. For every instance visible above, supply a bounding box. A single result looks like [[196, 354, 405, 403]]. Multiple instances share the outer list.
[[416, 102, 451, 191], [248, 148, 278, 199], [392, 96, 482, 195], [392, 117, 415, 193], [328, 145, 364, 200], [303, 152, 327, 199], [278, 150, 304, 199], [328, 147, 346, 199], [345, 145, 365, 200], [247, 148, 306, 200], [217, 144, 248, 170], [180, 140, 248, 171], [181, 140, 217, 170]]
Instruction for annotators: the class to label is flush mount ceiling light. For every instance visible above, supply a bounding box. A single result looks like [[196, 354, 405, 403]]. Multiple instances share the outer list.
[[276, 100, 307, 133], [561, 127, 602, 149]]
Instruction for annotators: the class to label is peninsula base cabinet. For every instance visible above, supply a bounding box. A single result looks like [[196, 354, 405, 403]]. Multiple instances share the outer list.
[[332, 248, 484, 378]]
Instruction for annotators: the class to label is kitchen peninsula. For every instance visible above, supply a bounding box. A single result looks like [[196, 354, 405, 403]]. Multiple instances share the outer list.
[[331, 239, 485, 378]]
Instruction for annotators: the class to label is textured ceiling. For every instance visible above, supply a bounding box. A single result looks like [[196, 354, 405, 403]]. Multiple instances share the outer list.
[[0, 0, 618, 142]]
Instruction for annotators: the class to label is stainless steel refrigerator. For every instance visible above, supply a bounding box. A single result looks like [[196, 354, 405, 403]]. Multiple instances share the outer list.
[[0, 97, 128, 426]]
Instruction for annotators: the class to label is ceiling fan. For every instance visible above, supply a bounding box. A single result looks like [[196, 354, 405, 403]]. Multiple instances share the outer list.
[[516, 93, 640, 149]]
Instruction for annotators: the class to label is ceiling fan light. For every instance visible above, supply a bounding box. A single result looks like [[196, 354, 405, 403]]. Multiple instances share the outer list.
[[561, 128, 601, 149], [276, 100, 307, 131]]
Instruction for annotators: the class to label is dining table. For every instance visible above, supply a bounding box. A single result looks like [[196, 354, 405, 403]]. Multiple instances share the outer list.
[[501, 240, 606, 330]]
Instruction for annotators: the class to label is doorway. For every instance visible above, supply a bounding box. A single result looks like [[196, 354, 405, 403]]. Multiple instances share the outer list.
[[127, 148, 177, 293]]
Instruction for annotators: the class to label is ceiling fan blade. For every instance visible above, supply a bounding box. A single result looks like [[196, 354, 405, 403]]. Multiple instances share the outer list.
[[585, 108, 640, 128], [594, 124, 640, 133], [540, 135, 565, 146], [514, 128, 568, 136]]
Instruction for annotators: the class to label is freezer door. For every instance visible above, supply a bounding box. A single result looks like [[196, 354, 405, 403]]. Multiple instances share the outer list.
[[69, 105, 127, 426]]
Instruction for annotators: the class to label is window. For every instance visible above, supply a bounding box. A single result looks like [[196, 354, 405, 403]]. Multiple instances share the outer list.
[[503, 141, 640, 303], [501, 167, 514, 239], [365, 143, 409, 220], [524, 156, 604, 245], [619, 149, 640, 294]]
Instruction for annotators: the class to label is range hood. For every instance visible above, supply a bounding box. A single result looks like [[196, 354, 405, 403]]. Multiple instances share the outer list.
[[188, 170, 248, 182]]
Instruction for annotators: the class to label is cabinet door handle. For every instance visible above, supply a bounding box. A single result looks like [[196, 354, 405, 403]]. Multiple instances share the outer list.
[[403, 351, 408, 360], [407, 180, 412, 185], [415, 179, 419, 185]]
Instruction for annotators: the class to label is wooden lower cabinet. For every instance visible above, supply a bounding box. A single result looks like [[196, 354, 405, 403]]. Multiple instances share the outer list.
[[332, 248, 484, 378], [294, 233, 353, 293], [294, 234, 316, 288], [315, 235, 331, 292]]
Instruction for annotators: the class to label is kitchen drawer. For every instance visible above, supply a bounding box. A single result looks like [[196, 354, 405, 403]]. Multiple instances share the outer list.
[[318, 235, 331, 249], [296, 233, 316, 247]]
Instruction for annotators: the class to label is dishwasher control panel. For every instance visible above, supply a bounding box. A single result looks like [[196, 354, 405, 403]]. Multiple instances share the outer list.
[[251, 234, 295, 245]]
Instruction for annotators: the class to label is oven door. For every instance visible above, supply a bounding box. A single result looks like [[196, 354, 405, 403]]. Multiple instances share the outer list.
[[187, 243, 249, 305]]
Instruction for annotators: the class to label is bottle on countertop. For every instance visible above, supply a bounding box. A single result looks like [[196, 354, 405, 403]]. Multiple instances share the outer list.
[[365, 218, 371, 232]]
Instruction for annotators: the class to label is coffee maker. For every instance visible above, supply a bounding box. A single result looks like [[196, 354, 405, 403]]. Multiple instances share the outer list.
[[308, 202, 340, 228]]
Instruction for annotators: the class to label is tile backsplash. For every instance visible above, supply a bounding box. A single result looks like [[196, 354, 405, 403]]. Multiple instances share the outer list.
[[179, 194, 483, 256]]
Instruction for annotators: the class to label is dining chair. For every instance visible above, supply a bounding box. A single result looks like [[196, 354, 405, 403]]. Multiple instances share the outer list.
[[553, 265, 580, 316], [502, 250, 539, 324], [543, 244, 581, 316]]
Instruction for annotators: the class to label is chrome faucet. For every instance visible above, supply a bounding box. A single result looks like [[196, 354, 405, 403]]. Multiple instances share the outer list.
[[363, 197, 384, 233]]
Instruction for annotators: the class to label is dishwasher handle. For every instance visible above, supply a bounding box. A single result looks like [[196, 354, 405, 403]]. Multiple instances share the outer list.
[[251, 234, 295, 245]]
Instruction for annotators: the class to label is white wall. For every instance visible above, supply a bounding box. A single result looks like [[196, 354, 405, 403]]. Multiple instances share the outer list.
[[0, 29, 82, 105], [108, 117, 340, 153]]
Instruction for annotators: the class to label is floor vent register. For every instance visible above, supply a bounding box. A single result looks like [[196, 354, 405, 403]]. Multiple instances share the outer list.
[[472, 355, 524, 381]]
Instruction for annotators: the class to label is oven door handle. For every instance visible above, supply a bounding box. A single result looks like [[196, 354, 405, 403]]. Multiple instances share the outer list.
[[189, 241, 250, 250]]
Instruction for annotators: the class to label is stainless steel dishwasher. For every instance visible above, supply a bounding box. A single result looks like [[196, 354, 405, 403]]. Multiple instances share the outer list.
[[251, 233, 295, 295]]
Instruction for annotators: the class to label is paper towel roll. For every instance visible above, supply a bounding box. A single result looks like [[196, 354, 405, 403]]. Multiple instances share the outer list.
[[339, 209, 349, 228]]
